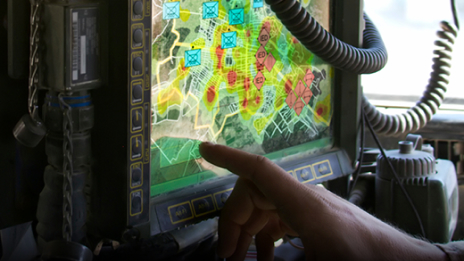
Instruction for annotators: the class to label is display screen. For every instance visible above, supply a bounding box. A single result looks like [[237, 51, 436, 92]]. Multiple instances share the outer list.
[[150, 0, 334, 196]]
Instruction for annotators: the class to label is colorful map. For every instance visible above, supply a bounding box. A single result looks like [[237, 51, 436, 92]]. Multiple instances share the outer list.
[[151, 0, 334, 195]]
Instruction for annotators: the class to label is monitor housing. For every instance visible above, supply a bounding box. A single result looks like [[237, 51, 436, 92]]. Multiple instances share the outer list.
[[89, 0, 363, 241]]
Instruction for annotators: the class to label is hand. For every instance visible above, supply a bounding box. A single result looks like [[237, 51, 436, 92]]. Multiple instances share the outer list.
[[199, 142, 447, 261]]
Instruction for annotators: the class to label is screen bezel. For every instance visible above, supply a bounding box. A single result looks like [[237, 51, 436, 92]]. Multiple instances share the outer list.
[[90, 0, 362, 241]]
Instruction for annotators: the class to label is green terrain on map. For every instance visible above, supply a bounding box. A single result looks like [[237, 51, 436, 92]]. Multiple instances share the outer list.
[[150, 0, 334, 196]]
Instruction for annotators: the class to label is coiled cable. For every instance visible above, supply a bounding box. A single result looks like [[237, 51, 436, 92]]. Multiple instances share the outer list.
[[265, 0, 388, 74], [363, 21, 458, 136]]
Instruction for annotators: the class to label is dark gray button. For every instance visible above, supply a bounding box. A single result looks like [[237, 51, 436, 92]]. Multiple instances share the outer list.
[[298, 169, 311, 181], [132, 139, 142, 155], [175, 206, 189, 219], [314, 162, 332, 177], [132, 110, 142, 128], [132, 168, 142, 183], [193, 197, 215, 216], [133, 85, 143, 100], [133, 1, 143, 15], [133, 57, 143, 72], [168, 202, 194, 223], [132, 196, 142, 213], [221, 193, 229, 204], [133, 29, 143, 44]]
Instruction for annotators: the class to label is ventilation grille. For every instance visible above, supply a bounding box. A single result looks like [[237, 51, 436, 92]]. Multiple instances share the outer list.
[[424, 139, 463, 175]]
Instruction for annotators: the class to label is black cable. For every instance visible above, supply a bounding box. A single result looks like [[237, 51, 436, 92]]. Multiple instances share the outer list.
[[451, 0, 460, 30], [265, 0, 388, 74], [363, 109, 426, 238], [348, 108, 366, 196]]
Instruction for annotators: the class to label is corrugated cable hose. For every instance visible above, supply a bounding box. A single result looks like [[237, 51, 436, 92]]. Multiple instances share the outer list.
[[363, 22, 458, 136], [266, 0, 388, 74]]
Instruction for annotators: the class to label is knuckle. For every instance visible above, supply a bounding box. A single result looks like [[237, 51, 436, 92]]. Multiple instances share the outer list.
[[249, 155, 269, 180], [255, 155, 269, 165]]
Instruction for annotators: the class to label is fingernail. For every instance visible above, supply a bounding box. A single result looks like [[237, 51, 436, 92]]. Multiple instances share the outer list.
[[200, 141, 214, 148], [199, 142, 213, 154]]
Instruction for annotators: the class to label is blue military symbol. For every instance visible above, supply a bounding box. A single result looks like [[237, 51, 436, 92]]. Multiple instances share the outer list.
[[253, 0, 264, 8], [163, 2, 180, 20], [229, 8, 244, 25], [203, 2, 219, 19], [185, 49, 202, 67], [221, 31, 237, 49]]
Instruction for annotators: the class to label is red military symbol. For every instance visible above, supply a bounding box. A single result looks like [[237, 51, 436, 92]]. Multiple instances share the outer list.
[[304, 68, 315, 87], [255, 46, 267, 65], [302, 87, 313, 105], [253, 71, 265, 90], [285, 91, 297, 109], [293, 99, 305, 116], [295, 80, 305, 97], [264, 53, 276, 72], [258, 28, 270, 47]]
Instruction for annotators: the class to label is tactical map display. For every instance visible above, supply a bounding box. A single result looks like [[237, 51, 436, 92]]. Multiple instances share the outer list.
[[151, 0, 334, 196]]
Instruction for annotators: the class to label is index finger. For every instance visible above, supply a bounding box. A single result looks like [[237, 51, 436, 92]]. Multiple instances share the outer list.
[[199, 142, 321, 226], [199, 142, 296, 193]]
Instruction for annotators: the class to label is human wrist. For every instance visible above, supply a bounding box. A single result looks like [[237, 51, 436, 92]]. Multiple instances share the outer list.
[[371, 228, 448, 261], [407, 237, 448, 261]]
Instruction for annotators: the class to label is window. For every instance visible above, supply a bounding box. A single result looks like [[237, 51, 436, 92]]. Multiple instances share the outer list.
[[362, 0, 464, 111]]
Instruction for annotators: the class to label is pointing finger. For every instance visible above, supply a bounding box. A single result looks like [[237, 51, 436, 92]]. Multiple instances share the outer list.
[[199, 142, 325, 233], [199, 142, 300, 200]]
